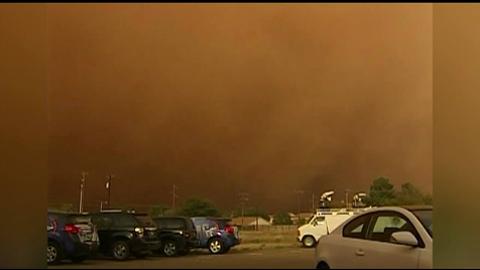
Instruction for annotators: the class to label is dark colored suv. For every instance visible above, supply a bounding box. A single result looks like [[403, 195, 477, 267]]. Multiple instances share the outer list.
[[91, 210, 160, 260], [152, 216, 197, 257], [47, 211, 98, 264]]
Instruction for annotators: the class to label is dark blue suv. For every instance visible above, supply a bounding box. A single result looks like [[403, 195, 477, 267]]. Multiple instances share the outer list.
[[191, 217, 240, 254], [47, 211, 97, 264]]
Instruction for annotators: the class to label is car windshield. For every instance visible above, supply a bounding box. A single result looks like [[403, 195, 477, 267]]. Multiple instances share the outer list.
[[135, 215, 156, 227], [412, 209, 433, 237]]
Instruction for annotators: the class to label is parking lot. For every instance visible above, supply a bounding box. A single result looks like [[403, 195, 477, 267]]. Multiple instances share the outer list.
[[48, 247, 315, 269]]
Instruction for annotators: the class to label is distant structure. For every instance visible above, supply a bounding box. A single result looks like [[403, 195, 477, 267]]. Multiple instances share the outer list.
[[231, 216, 271, 227]]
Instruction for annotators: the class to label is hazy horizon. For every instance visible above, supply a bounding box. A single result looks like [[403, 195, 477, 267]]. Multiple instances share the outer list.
[[47, 4, 432, 212]]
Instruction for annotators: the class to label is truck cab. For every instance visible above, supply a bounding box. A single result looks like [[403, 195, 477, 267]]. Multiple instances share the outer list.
[[297, 208, 362, 248]]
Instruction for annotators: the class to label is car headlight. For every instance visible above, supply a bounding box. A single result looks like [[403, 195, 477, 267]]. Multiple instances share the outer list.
[[134, 227, 144, 238]]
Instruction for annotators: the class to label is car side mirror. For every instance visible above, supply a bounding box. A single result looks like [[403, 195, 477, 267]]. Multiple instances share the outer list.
[[391, 231, 419, 247]]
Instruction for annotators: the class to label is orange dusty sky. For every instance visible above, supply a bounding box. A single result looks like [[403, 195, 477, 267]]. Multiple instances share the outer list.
[[46, 4, 432, 211]]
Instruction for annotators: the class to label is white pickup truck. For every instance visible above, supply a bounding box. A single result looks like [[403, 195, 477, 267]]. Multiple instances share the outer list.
[[297, 208, 369, 247]]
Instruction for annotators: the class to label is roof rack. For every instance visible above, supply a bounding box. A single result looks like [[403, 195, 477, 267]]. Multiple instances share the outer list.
[[100, 209, 123, 213]]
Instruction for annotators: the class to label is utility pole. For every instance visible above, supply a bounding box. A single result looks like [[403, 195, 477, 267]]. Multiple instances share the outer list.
[[294, 190, 305, 214], [311, 192, 316, 212], [171, 184, 179, 210], [79, 171, 88, 213], [105, 174, 115, 209], [345, 189, 351, 209], [238, 192, 249, 226]]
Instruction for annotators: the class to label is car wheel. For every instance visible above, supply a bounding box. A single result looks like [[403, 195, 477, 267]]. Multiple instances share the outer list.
[[71, 255, 88, 263], [111, 240, 130, 261], [317, 261, 330, 269], [208, 238, 224, 254], [47, 241, 62, 265], [162, 240, 178, 257], [302, 235, 316, 248]]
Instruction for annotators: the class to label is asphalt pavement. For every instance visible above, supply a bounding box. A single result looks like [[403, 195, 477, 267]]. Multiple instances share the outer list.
[[48, 247, 315, 269]]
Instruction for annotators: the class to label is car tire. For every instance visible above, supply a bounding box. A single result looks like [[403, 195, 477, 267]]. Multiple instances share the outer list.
[[111, 240, 130, 261], [47, 241, 62, 265], [208, 238, 225, 255], [317, 261, 330, 269], [302, 235, 316, 248], [71, 255, 88, 263], [162, 239, 178, 257]]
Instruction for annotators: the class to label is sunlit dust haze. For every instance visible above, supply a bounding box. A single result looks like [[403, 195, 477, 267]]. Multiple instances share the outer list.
[[47, 4, 432, 212]]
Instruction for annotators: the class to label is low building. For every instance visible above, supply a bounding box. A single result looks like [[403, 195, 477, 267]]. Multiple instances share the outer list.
[[231, 216, 271, 227]]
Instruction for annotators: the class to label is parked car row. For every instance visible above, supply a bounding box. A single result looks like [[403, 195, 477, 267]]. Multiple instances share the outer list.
[[47, 209, 240, 265]]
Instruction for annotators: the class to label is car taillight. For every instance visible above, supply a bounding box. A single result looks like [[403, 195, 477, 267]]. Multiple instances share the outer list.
[[64, 224, 80, 234], [225, 225, 235, 234]]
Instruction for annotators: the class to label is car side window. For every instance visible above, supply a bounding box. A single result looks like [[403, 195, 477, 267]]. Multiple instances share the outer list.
[[312, 216, 325, 226], [112, 214, 138, 227], [166, 218, 186, 230], [366, 211, 419, 244], [92, 216, 112, 230], [343, 213, 371, 239]]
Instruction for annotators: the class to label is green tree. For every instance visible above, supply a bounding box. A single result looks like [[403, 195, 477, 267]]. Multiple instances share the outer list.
[[396, 182, 426, 205], [297, 217, 307, 225], [273, 212, 293, 225], [149, 204, 170, 218], [178, 198, 221, 217], [365, 177, 396, 206]]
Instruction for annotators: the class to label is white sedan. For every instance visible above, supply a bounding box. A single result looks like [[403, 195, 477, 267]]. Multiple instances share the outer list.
[[315, 206, 432, 269]]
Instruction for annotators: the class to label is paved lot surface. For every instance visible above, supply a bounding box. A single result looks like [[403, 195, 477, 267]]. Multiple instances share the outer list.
[[49, 248, 316, 269]]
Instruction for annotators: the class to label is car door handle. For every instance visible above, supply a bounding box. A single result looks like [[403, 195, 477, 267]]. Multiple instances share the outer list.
[[355, 249, 365, 256]]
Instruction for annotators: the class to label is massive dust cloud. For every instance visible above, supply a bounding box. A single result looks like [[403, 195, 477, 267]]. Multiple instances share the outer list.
[[47, 4, 432, 211]]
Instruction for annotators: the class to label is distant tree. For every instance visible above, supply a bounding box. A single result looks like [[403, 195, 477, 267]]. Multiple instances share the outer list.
[[423, 193, 433, 205], [396, 182, 426, 205], [149, 204, 170, 218], [273, 212, 293, 225], [297, 217, 307, 226], [54, 203, 74, 212], [48, 203, 74, 213], [178, 198, 221, 217], [364, 177, 396, 206]]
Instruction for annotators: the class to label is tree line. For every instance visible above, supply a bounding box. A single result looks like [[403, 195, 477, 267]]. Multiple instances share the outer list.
[[364, 177, 432, 206], [50, 176, 431, 226]]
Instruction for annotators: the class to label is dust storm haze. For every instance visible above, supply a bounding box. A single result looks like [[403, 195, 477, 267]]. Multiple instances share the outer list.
[[47, 4, 432, 212]]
